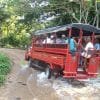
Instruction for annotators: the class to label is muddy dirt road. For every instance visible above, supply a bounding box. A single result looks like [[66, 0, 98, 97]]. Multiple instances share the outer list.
[[0, 48, 100, 100], [0, 48, 58, 100], [0, 48, 33, 100]]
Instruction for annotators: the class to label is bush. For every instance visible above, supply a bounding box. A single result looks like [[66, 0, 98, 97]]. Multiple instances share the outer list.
[[0, 34, 20, 47], [0, 75, 6, 86], [0, 53, 11, 86], [0, 34, 30, 49]]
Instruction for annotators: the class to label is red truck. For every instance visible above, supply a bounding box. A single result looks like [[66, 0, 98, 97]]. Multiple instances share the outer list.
[[25, 23, 100, 79]]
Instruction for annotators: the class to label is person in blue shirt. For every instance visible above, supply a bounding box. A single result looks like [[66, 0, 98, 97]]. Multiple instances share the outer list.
[[94, 38, 100, 50], [66, 36, 77, 56]]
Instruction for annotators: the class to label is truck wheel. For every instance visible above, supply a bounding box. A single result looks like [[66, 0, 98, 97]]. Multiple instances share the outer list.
[[28, 59, 33, 68], [45, 65, 52, 79]]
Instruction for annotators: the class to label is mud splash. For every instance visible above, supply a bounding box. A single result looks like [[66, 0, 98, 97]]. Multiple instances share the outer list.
[[52, 78, 100, 100], [27, 71, 59, 100], [27, 69, 100, 100]]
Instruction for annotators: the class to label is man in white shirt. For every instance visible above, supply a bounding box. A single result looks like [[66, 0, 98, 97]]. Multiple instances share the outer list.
[[81, 37, 94, 71], [81, 37, 94, 58], [43, 35, 55, 44]]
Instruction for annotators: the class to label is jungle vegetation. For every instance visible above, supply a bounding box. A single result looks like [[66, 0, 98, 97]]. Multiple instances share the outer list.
[[0, 0, 99, 48]]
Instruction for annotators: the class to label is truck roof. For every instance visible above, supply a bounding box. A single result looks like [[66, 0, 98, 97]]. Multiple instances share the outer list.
[[34, 23, 100, 36]]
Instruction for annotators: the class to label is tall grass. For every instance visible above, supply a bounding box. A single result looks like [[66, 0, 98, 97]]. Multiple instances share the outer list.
[[0, 53, 11, 86]]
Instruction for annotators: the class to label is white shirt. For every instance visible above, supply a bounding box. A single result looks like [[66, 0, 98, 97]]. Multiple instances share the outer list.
[[43, 37, 53, 44], [85, 42, 94, 51], [44, 37, 50, 43], [81, 42, 94, 58]]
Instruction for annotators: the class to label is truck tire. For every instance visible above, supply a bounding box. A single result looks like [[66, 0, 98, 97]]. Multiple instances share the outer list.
[[28, 59, 33, 68], [45, 65, 52, 79]]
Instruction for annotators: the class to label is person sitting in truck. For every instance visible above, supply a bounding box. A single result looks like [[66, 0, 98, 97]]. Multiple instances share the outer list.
[[50, 35, 56, 43], [60, 34, 66, 44], [43, 34, 54, 44], [56, 34, 66, 44]]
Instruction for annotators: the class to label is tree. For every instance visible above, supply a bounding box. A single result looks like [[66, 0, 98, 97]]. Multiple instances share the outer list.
[[0, 0, 44, 48], [0, 0, 99, 48], [40, 0, 99, 27]]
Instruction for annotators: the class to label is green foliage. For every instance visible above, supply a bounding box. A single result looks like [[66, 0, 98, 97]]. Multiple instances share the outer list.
[[0, 0, 43, 48], [0, 53, 11, 86], [0, 53, 11, 74], [0, 75, 6, 86], [42, 0, 99, 27], [0, 0, 99, 48], [0, 33, 30, 48]]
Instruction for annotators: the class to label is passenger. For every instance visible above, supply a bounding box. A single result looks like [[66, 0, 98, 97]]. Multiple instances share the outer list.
[[94, 38, 100, 50], [82, 38, 86, 48], [46, 37, 51, 43], [77, 37, 86, 52], [43, 34, 56, 44], [81, 37, 95, 70], [60, 34, 66, 44], [66, 36, 77, 56], [56, 37, 62, 44], [81, 37, 94, 58], [50, 35, 55, 44], [36, 36, 42, 44], [43, 36, 49, 44], [43, 34, 51, 44], [56, 34, 66, 44], [74, 37, 78, 44], [36, 39, 39, 44]]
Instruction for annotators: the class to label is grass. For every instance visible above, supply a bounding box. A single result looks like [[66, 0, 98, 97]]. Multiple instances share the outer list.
[[0, 53, 11, 86]]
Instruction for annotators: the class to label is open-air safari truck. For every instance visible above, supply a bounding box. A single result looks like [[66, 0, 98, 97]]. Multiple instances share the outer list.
[[25, 23, 100, 79]]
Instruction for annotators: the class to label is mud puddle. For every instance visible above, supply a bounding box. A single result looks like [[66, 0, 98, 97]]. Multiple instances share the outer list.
[[9, 65, 100, 100], [26, 66, 100, 100]]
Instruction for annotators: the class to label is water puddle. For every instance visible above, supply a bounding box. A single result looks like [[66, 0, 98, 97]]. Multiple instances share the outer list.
[[86, 78, 100, 88], [27, 71, 59, 100], [30, 71, 100, 100], [37, 72, 53, 87], [53, 76, 100, 100], [15, 65, 100, 100]]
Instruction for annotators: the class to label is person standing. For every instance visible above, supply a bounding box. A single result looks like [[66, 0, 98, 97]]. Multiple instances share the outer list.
[[81, 37, 94, 58], [81, 37, 95, 70], [66, 36, 77, 56]]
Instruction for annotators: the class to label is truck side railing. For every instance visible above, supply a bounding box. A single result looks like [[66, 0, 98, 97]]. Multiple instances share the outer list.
[[33, 43, 68, 55]]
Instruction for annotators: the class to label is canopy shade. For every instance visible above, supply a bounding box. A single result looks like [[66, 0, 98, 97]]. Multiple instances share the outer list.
[[34, 23, 100, 36]]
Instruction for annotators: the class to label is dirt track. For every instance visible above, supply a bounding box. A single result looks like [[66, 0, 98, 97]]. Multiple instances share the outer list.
[[0, 48, 33, 100], [0, 48, 58, 100], [0, 48, 100, 100]]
